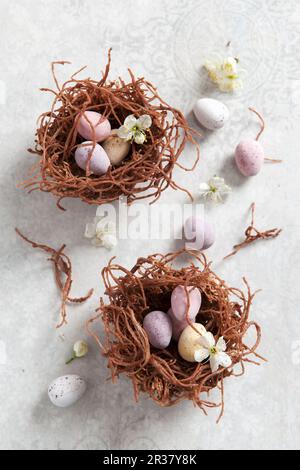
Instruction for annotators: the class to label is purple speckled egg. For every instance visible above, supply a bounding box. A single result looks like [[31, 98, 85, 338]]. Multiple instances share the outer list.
[[77, 111, 111, 142], [171, 285, 202, 323], [143, 311, 172, 350], [235, 139, 264, 176], [184, 215, 215, 251], [75, 142, 110, 175], [167, 308, 187, 341]]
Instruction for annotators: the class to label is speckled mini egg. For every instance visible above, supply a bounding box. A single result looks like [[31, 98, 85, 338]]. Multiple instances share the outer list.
[[48, 375, 87, 408], [143, 310, 172, 350], [77, 111, 111, 142], [171, 285, 202, 323], [178, 323, 207, 362], [102, 129, 131, 166], [193, 98, 229, 130], [167, 308, 188, 341], [75, 141, 110, 175], [235, 138, 264, 176], [184, 215, 215, 251]]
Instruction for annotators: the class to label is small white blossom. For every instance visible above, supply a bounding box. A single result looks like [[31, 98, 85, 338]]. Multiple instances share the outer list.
[[117, 114, 152, 144], [66, 340, 88, 364], [199, 176, 232, 202], [204, 56, 242, 92], [85, 211, 117, 250], [73, 340, 88, 358], [194, 332, 232, 373]]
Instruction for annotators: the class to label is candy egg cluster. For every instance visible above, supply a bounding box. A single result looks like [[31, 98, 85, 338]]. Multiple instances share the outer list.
[[143, 285, 202, 351], [75, 111, 131, 175]]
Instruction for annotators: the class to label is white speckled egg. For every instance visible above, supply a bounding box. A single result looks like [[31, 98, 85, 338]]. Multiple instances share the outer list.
[[143, 310, 172, 349], [102, 129, 131, 166], [48, 375, 87, 408], [75, 141, 110, 175], [235, 138, 264, 176], [77, 111, 111, 142], [184, 215, 215, 251], [171, 285, 202, 323], [178, 323, 207, 362], [193, 98, 229, 130]]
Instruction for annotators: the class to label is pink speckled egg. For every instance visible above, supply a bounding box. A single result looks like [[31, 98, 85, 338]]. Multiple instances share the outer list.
[[75, 142, 110, 175], [235, 139, 264, 176], [167, 308, 188, 341], [171, 285, 202, 323], [184, 215, 215, 251], [143, 311, 172, 350], [77, 111, 111, 142]]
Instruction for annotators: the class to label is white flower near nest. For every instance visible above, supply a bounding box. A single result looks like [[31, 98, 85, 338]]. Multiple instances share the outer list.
[[199, 176, 232, 202], [117, 114, 152, 144], [194, 332, 232, 373], [204, 56, 243, 92], [85, 212, 117, 249]]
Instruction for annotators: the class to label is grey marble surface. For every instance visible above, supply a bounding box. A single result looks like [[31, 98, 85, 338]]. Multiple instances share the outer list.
[[1, 0, 300, 450]]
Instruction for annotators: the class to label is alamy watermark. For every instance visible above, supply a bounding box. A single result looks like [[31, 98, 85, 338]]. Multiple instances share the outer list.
[[93, 198, 209, 249]]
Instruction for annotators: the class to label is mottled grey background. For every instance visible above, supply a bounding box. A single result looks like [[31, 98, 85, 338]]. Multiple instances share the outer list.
[[0, 0, 300, 450]]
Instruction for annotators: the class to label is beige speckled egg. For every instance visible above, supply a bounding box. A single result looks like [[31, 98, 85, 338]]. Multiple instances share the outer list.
[[178, 323, 207, 362], [102, 129, 131, 166]]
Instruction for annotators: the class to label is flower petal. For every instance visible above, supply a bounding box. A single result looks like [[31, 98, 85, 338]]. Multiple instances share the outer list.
[[102, 234, 118, 250], [124, 114, 137, 129], [210, 355, 219, 373], [117, 125, 130, 140], [134, 131, 146, 145], [84, 222, 96, 239], [198, 331, 215, 349], [199, 182, 210, 192], [194, 347, 210, 363], [138, 114, 152, 130], [216, 336, 227, 352], [216, 352, 232, 369]]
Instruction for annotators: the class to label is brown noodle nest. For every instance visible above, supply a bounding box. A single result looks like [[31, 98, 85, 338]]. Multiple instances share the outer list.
[[88, 250, 263, 421], [23, 50, 199, 209]]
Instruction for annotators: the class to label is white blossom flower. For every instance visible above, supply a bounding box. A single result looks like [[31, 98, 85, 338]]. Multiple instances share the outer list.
[[204, 56, 242, 92], [85, 213, 117, 250], [194, 332, 232, 373], [117, 114, 152, 144], [199, 176, 232, 202], [66, 340, 88, 364]]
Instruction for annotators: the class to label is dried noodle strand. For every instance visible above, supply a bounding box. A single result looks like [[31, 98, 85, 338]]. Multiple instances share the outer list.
[[15, 228, 94, 328], [224, 203, 282, 260]]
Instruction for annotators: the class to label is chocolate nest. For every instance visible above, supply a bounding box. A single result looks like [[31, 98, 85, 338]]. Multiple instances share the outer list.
[[23, 50, 199, 209], [88, 250, 263, 421]]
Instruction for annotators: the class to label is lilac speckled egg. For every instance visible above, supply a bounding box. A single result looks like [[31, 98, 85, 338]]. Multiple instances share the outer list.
[[77, 111, 111, 142], [235, 139, 264, 176], [193, 98, 229, 130], [75, 141, 110, 175], [171, 285, 202, 323], [143, 311, 172, 349], [167, 308, 187, 341], [184, 215, 215, 251]]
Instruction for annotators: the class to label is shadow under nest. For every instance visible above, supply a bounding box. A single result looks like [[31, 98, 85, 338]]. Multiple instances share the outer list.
[[88, 250, 263, 421], [23, 50, 199, 210]]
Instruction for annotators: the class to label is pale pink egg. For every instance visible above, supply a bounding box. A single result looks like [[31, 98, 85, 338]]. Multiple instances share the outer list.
[[77, 111, 111, 142], [167, 308, 187, 341], [235, 139, 264, 176], [171, 285, 202, 323], [75, 142, 110, 175], [184, 215, 215, 251], [143, 311, 172, 350]]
